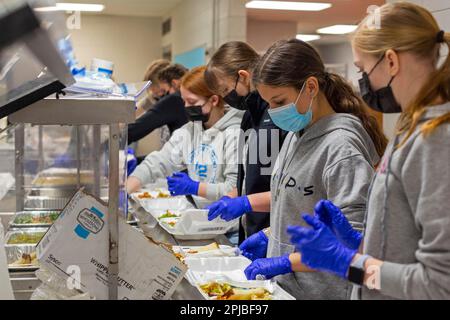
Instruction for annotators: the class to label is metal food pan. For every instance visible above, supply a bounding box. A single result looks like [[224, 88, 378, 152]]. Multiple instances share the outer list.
[[5, 244, 40, 272], [27, 188, 79, 198], [5, 228, 49, 246], [24, 196, 71, 211], [9, 211, 61, 228]]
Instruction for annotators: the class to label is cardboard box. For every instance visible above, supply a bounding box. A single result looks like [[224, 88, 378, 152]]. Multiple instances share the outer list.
[[37, 189, 187, 300]]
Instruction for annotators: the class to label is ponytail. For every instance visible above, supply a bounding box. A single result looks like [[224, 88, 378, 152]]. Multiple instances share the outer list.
[[322, 73, 388, 157], [398, 31, 450, 145]]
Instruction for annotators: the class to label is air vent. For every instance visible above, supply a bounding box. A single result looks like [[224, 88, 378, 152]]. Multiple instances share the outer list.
[[162, 18, 171, 36]]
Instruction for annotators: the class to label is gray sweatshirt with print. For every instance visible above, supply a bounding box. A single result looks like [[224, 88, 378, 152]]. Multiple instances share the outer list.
[[357, 102, 450, 300], [269, 113, 380, 300]]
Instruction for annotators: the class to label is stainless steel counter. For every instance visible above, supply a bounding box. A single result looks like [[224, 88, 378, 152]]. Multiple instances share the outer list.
[[135, 211, 233, 301], [5, 209, 234, 300]]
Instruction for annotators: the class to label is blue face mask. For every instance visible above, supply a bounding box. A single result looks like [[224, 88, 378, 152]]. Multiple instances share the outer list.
[[268, 82, 313, 132]]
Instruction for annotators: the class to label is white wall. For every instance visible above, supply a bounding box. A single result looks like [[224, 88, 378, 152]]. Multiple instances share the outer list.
[[247, 19, 297, 54], [317, 42, 360, 87], [162, 0, 214, 59], [70, 14, 163, 83], [162, 0, 247, 61]]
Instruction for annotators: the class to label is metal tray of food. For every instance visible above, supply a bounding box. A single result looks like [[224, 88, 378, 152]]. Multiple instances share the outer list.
[[24, 196, 71, 211], [5, 228, 48, 272], [5, 228, 48, 246], [27, 188, 80, 198], [5, 244, 40, 272], [31, 169, 97, 187], [9, 211, 60, 228]]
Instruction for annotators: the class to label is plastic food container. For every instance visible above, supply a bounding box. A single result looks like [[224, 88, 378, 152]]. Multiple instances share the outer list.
[[184, 256, 295, 300], [131, 189, 193, 218], [159, 209, 237, 240]]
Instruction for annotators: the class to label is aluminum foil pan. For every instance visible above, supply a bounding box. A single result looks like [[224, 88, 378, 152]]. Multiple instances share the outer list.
[[9, 211, 61, 228]]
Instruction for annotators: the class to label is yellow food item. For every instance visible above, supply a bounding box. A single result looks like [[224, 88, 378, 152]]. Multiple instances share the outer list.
[[187, 242, 219, 254], [200, 282, 272, 301], [138, 192, 152, 199], [138, 190, 170, 199]]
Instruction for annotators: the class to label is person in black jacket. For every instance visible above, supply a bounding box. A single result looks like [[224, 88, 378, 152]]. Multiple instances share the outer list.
[[205, 41, 288, 243], [128, 64, 189, 146]]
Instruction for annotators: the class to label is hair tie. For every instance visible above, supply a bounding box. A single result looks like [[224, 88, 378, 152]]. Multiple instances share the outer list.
[[437, 30, 445, 43]]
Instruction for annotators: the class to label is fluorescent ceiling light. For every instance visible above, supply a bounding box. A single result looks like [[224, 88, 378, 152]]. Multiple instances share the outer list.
[[296, 34, 321, 42], [317, 24, 358, 34], [246, 1, 332, 11], [35, 3, 105, 12]]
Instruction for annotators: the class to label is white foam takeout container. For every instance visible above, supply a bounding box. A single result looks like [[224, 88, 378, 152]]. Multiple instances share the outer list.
[[184, 256, 295, 300], [130, 188, 193, 218], [158, 209, 237, 240], [172, 245, 238, 258]]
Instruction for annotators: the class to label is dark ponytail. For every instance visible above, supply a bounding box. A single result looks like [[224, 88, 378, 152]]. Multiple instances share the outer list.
[[254, 39, 387, 157]]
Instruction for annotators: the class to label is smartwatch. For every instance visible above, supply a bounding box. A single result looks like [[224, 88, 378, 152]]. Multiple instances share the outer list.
[[348, 254, 371, 286]]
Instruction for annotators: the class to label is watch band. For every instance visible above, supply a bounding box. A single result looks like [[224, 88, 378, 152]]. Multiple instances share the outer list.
[[352, 254, 371, 269], [348, 254, 371, 286]]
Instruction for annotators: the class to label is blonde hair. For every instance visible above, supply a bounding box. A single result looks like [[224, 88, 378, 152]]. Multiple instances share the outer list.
[[143, 59, 170, 83], [353, 2, 450, 147]]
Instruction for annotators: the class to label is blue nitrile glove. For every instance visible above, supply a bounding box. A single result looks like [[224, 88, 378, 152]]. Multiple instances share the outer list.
[[127, 148, 138, 177], [206, 196, 252, 222], [287, 214, 357, 279], [239, 230, 269, 261], [314, 200, 363, 250], [167, 172, 200, 196], [244, 255, 292, 280], [54, 153, 74, 168]]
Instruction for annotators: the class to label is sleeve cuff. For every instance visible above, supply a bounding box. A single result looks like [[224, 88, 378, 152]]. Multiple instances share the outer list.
[[379, 261, 406, 299], [130, 165, 150, 186]]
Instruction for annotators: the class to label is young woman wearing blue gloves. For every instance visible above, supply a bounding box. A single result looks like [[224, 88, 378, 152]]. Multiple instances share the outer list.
[[288, 2, 450, 300], [218, 38, 387, 300], [127, 66, 244, 208]]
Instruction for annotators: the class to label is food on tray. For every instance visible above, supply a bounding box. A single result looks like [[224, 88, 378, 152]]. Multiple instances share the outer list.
[[158, 210, 181, 220], [138, 189, 170, 199], [10, 252, 38, 267], [187, 242, 219, 254], [199, 282, 271, 301], [13, 212, 60, 225], [138, 192, 152, 199], [7, 232, 46, 245], [163, 220, 178, 228]]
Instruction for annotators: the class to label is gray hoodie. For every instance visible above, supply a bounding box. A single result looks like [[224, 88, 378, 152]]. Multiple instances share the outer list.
[[269, 113, 380, 300], [356, 102, 450, 300], [131, 108, 244, 207]]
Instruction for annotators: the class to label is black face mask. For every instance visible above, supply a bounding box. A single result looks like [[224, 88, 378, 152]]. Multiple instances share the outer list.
[[224, 75, 250, 110], [358, 55, 402, 114], [185, 105, 210, 123]]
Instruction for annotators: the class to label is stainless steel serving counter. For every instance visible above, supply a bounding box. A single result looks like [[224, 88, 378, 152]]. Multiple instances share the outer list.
[[3, 205, 234, 300], [135, 210, 234, 301]]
